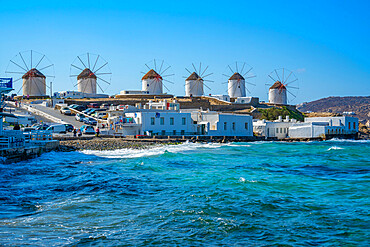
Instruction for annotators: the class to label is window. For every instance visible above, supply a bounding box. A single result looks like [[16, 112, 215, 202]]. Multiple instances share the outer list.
[[150, 117, 155, 125], [280, 128, 282, 133], [276, 128, 279, 133], [224, 122, 227, 130], [245, 122, 248, 130], [353, 122, 356, 129], [181, 130, 185, 135], [232, 122, 235, 131], [161, 130, 166, 135], [348, 122, 351, 129], [160, 117, 164, 125], [182, 117, 186, 125], [173, 130, 176, 135], [284, 128, 286, 133], [170, 117, 174, 125]]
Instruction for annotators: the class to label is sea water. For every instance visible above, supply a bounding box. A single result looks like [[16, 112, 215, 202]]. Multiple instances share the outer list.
[[0, 140, 369, 246]]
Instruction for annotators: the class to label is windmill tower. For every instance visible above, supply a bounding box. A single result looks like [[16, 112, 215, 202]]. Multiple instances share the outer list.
[[6, 50, 54, 97], [70, 53, 111, 95], [184, 63, 213, 97], [266, 68, 299, 105], [77, 68, 97, 94], [223, 62, 256, 98], [141, 59, 174, 95], [22, 68, 46, 96], [142, 69, 163, 94]]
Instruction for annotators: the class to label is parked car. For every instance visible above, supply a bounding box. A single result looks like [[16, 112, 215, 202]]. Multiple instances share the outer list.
[[74, 105, 86, 111], [83, 117, 97, 125], [87, 103, 100, 108], [64, 124, 74, 132], [34, 124, 50, 130], [80, 125, 95, 135], [96, 112, 108, 119], [75, 113, 85, 122], [47, 124, 67, 134], [60, 107, 71, 115], [100, 103, 109, 109], [84, 109, 95, 115], [22, 127, 36, 132], [68, 104, 78, 109]]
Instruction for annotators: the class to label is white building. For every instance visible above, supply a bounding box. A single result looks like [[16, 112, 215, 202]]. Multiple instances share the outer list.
[[268, 81, 287, 105], [22, 68, 46, 96], [119, 90, 149, 95], [185, 72, 204, 96], [77, 68, 97, 94], [53, 91, 108, 99], [228, 73, 246, 98], [142, 69, 163, 95], [253, 116, 297, 139], [289, 116, 359, 138], [254, 116, 359, 139], [106, 101, 253, 137]]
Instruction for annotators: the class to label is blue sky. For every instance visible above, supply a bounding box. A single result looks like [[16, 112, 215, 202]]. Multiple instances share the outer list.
[[0, 0, 369, 103]]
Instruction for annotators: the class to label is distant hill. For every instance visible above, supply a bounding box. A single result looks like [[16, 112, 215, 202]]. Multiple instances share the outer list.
[[297, 96, 370, 123]]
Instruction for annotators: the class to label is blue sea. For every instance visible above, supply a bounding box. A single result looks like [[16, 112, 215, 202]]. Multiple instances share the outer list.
[[0, 140, 369, 246]]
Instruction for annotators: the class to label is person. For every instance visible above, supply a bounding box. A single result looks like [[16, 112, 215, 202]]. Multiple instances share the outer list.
[[77, 129, 82, 137], [13, 124, 20, 130], [73, 128, 77, 137], [96, 127, 100, 137]]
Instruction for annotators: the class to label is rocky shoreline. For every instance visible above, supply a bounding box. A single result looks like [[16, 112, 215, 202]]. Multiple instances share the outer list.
[[58, 138, 176, 151]]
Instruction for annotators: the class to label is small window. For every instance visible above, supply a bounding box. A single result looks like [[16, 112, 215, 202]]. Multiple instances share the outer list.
[[353, 122, 356, 129], [160, 117, 164, 125], [280, 128, 282, 133], [276, 128, 279, 133], [284, 128, 286, 133], [182, 118, 186, 125], [151, 117, 155, 125], [173, 130, 176, 135], [232, 122, 235, 131], [161, 130, 166, 135], [245, 122, 248, 130], [348, 122, 351, 129], [181, 130, 185, 135], [224, 122, 227, 130], [170, 117, 174, 125]]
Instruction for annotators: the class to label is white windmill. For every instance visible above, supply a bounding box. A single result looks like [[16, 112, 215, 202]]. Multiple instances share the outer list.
[[141, 59, 174, 95], [222, 62, 256, 98], [70, 53, 112, 95], [184, 63, 213, 97], [6, 50, 55, 97], [265, 68, 299, 105]]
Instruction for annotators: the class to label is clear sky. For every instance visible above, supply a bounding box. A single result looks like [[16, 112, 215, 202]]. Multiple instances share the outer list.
[[0, 0, 369, 103]]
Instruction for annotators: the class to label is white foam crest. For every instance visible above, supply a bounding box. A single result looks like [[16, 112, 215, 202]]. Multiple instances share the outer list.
[[81, 141, 224, 159], [327, 146, 344, 151], [326, 138, 370, 143]]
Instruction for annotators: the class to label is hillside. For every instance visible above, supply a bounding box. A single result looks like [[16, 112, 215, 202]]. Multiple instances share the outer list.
[[297, 96, 370, 123]]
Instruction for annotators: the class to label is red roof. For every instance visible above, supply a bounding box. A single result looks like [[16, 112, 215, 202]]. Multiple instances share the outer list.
[[269, 81, 286, 90], [186, 72, 203, 81], [229, 72, 244, 80], [77, 68, 97, 80], [142, 69, 162, 80], [22, 68, 46, 79]]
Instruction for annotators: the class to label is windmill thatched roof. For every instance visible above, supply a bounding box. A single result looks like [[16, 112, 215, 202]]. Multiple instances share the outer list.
[[142, 69, 162, 80], [22, 68, 46, 79], [186, 72, 203, 81], [229, 72, 244, 80], [77, 68, 97, 80], [269, 81, 286, 90]]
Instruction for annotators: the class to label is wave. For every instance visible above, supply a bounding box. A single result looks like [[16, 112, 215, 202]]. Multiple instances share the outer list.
[[326, 138, 370, 143], [81, 141, 224, 159], [327, 146, 344, 151]]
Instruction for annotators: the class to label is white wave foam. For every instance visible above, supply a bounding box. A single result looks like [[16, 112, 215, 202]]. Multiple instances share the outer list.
[[81, 142, 224, 159], [326, 138, 370, 143], [327, 146, 344, 151]]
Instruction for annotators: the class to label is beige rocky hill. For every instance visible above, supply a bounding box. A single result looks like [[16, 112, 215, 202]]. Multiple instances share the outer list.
[[297, 96, 370, 124]]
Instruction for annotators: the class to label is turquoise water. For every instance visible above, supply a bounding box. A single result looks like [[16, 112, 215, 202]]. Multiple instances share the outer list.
[[0, 140, 369, 246]]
